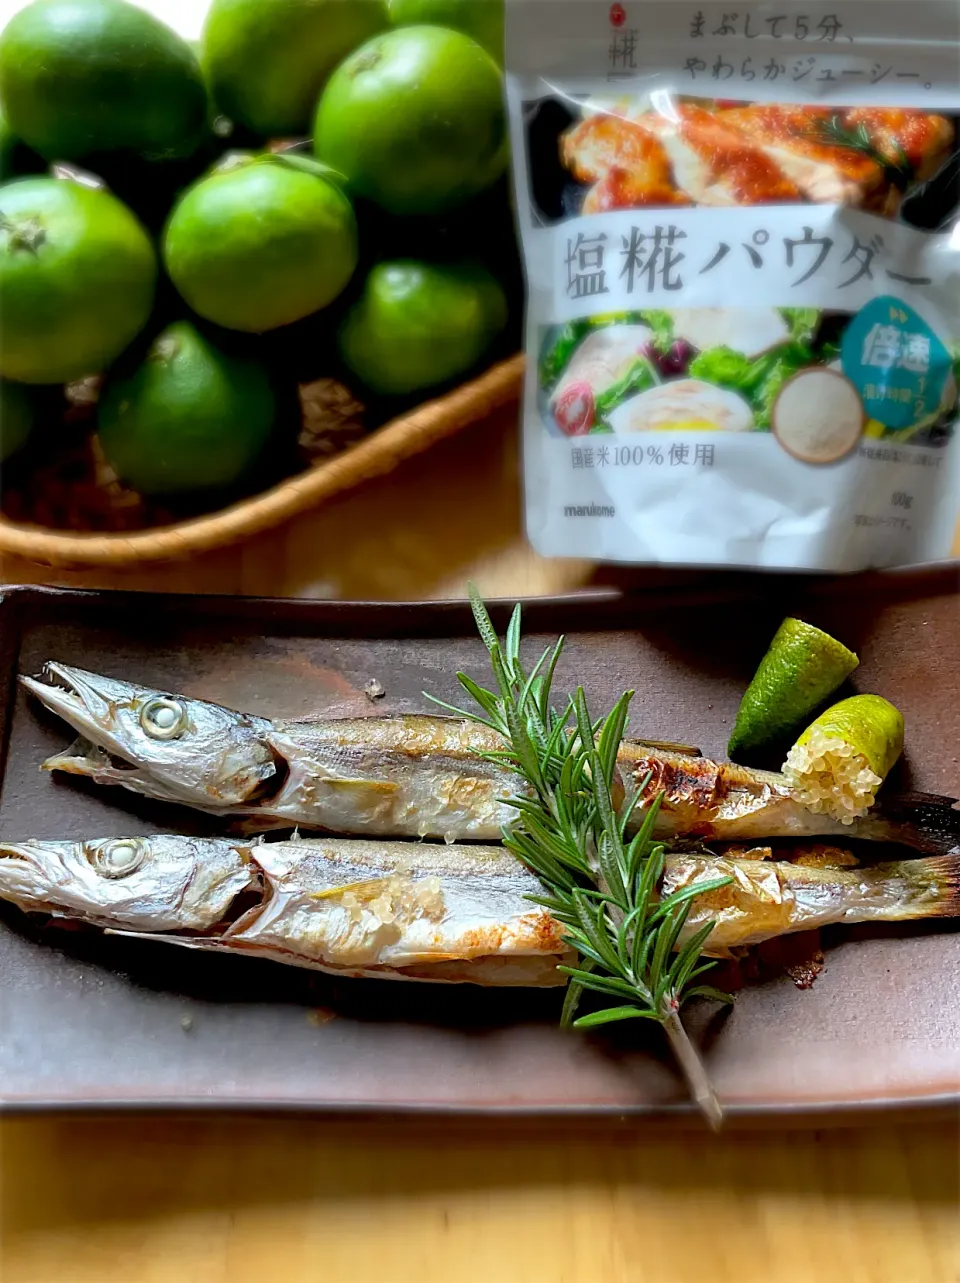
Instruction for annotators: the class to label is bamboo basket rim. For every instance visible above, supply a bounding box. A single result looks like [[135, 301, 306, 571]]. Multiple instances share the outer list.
[[0, 354, 525, 570]]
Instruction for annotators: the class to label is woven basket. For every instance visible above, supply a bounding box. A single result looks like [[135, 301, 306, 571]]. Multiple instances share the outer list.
[[0, 354, 524, 569]]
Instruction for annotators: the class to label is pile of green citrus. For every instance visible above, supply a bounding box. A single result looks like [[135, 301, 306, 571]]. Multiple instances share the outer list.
[[0, 0, 511, 496]]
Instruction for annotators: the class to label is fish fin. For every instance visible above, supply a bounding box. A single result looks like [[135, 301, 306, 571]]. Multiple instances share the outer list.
[[104, 929, 222, 950], [623, 737, 703, 757], [879, 854, 960, 918], [873, 791, 960, 856], [322, 778, 400, 794]]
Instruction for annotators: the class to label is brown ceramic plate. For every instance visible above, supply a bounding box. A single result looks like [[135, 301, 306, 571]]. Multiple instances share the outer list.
[[0, 574, 957, 1119]]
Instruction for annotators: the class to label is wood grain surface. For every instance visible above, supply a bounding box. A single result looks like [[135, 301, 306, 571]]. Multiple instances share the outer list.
[[2, 1115, 958, 1283], [1, 405, 958, 1282]]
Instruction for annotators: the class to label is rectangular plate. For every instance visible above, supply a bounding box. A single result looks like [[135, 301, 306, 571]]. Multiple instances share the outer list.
[[0, 575, 957, 1118]]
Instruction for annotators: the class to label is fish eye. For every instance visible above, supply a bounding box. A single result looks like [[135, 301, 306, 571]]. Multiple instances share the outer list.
[[139, 697, 187, 740], [89, 839, 146, 879]]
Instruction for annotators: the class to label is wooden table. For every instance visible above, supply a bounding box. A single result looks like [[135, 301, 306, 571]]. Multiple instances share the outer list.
[[1, 408, 958, 1283]]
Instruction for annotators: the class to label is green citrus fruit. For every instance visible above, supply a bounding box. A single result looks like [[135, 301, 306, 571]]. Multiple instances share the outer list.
[[338, 258, 506, 396], [202, 0, 388, 138], [0, 378, 39, 461], [388, 0, 503, 59], [0, 104, 45, 182], [0, 0, 208, 165], [97, 320, 276, 495], [314, 26, 507, 216], [0, 176, 157, 384], [727, 618, 859, 759], [163, 155, 358, 333], [783, 694, 904, 822]]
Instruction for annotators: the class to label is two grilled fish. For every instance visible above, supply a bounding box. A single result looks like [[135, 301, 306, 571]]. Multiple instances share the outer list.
[[3, 662, 957, 986]]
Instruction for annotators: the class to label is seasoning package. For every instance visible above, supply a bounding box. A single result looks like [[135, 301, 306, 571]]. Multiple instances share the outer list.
[[505, 0, 960, 570]]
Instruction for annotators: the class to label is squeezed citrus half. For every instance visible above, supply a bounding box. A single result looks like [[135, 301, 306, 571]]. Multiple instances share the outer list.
[[783, 694, 904, 822]]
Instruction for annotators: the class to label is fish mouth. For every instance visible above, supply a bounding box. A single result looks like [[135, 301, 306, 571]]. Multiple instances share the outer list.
[[0, 841, 44, 871], [22, 662, 112, 732], [22, 663, 152, 779], [0, 840, 55, 904]]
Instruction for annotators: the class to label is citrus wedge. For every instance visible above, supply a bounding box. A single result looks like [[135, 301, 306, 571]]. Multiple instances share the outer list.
[[728, 618, 859, 758]]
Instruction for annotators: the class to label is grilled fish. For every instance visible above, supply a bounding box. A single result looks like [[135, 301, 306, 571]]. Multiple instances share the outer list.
[[2, 835, 957, 976], [23, 663, 960, 852], [0, 834, 568, 985]]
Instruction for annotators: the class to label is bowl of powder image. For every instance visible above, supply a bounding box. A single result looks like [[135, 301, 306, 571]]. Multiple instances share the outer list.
[[772, 368, 866, 464]]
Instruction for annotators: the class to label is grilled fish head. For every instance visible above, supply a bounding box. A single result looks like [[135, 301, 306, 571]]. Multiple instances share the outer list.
[[22, 663, 280, 809], [0, 835, 256, 930]]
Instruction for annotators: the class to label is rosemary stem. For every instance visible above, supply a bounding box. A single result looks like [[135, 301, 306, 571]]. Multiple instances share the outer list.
[[608, 869, 723, 1131], [661, 1004, 723, 1131]]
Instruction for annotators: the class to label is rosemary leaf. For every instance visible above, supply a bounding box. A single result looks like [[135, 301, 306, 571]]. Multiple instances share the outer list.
[[573, 1006, 660, 1028], [646, 875, 735, 925], [647, 899, 687, 1001], [669, 922, 721, 993], [597, 829, 627, 905], [505, 603, 522, 669], [560, 959, 591, 1027], [616, 903, 647, 971], [627, 788, 663, 869], [423, 692, 497, 729], [563, 937, 618, 974], [539, 636, 566, 724], [518, 646, 552, 716], [557, 969, 642, 999], [453, 673, 502, 721], [684, 985, 737, 1005], [634, 843, 665, 924], [468, 584, 501, 654]]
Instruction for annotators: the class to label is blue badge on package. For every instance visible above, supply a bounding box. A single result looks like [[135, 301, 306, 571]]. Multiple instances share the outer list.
[[842, 296, 951, 432]]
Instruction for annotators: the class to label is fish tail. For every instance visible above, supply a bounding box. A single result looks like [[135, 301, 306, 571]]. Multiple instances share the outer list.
[[867, 791, 960, 856], [876, 854, 960, 919]]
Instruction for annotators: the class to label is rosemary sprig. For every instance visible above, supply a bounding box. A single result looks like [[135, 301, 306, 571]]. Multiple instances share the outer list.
[[427, 587, 734, 1128], [809, 115, 915, 192]]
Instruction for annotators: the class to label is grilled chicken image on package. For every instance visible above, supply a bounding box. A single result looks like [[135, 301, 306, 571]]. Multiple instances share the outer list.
[[561, 98, 955, 214]]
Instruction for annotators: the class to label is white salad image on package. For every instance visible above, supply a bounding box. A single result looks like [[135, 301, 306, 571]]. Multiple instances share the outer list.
[[505, 0, 960, 570]]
